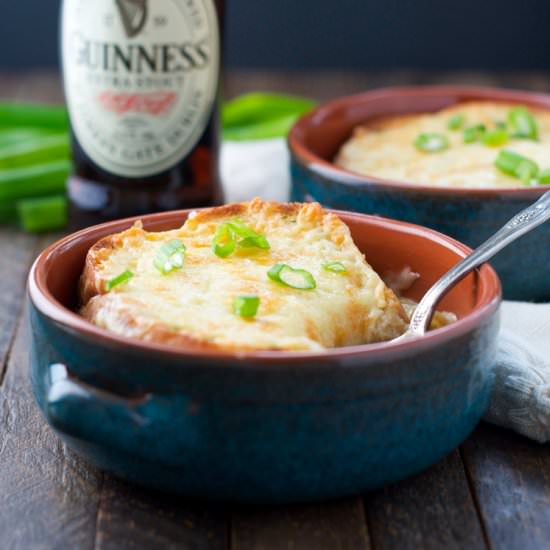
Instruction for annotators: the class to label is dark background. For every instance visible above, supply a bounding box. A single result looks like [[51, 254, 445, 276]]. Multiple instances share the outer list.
[[1, 0, 549, 71]]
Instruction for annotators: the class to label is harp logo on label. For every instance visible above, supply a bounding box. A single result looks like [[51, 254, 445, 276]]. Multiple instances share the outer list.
[[115, 0, 148, 38]]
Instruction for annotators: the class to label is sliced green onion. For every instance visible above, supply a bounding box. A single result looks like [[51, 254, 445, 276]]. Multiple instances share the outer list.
[[227, 220, 270, 250], [322, 261, 347, 273], [538, 169, 550, 184], [495, 150, 525, 175], [495, 121, 508, 130], [212, 223, 237, 258], [154, 239, 186, 274], [447, 114, 465, 130], [239, 234, 270, 249], [233, 295, 260, 318], [482, 128, 508, 147], [495, 150, 539, 185], [267, 263, 316, 290], [16, 195, 67, 233], [212, 220, 270, 257], [106, 270, 133, 291], [517, 160, 538, 185], [414, 133, 449, 153], [463, 124, 486, 143], [508, 106, 538, 140]]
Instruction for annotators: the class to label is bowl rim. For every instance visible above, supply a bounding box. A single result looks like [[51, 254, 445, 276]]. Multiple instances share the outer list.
[[289, 84, 550, 198], [28, 207, 502, 366]]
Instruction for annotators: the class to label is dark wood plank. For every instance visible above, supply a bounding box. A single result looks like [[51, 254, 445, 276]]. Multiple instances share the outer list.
[[0, 229, 39, 384], [95, 476, 228, 550], [462, 423, 550, 550], [365, 450, 487, 550], [232, 496, 370, 550], [0, 312, 102, 550]]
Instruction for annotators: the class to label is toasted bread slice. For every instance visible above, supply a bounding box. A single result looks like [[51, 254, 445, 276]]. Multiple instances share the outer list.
[[80, 199, 408, 351]]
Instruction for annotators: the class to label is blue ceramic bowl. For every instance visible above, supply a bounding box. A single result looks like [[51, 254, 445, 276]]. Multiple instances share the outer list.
[[289, 86, 550, 301], [28, 209, 501, 502]]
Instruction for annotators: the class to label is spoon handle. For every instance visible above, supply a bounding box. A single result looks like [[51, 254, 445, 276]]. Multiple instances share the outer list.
[[407, 190, 550, 337]]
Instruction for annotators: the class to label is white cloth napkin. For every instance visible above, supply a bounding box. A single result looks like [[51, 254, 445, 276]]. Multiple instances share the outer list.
[[221, 139, 550, 443]]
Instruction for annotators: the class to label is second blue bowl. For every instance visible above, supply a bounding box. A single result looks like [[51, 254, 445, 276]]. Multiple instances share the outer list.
[[289, 86, 550, 301]]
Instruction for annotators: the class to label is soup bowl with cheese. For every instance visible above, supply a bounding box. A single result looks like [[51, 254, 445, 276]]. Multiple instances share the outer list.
[[28, 201, 500, 502], [289, 86, 550, 300]]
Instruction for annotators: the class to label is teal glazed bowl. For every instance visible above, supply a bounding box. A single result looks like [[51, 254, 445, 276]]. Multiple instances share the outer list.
[[289, 86, 550, 301], [28, 209, 501, 502]]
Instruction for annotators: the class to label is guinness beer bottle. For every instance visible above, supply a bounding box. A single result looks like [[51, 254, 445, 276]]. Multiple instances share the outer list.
[[61, 0, 223, 228]]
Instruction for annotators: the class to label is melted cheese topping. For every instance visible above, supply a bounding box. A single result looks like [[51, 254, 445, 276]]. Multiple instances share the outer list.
[[336, 102, 550, 188], [80, 199, 408, 352]]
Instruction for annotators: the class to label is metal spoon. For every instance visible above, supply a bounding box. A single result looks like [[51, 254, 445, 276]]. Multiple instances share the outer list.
[[395, 190, 550, 342]]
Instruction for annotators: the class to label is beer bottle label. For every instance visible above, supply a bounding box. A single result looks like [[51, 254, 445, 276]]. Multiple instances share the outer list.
[[62, 0, 220, 178]]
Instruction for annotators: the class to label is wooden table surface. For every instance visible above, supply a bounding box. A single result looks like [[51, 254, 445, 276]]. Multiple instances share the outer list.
[[1, 71, 550, 550]]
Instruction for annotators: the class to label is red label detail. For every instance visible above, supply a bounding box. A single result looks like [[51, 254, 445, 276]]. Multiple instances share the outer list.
[[97, 91, 177, 115]]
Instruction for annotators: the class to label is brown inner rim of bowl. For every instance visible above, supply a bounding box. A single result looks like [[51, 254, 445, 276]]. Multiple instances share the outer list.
[[31, 209, 501, 359], [289, 85, 550, 196]]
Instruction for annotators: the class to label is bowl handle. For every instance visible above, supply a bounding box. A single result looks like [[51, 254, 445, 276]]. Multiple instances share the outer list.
[[46, 363, 153, 448]]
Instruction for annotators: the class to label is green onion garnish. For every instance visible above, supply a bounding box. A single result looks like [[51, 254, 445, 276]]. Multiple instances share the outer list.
[[154, 239, 186, 274], [508, 106, 538, 140], [447, 114, 465, 130], [106, 270, 133, 291], [414, 133, 449, 153], [538, 169, 550, 184], [228, 220, 270, 250], [212, 220, 270, 258], [267, 263, 316, 290], [463, 124, 486, 143], [322, 261, 347, 273], [212, 223, 237, 258], [517, 160, 538, 185], [495, 150, 539, 185], [482, 128, 508, 147], [233, 295, 260, 318]]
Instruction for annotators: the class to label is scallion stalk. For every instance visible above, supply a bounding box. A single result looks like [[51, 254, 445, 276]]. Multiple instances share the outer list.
[[222, 93, 316, 141], [0, 103, 68, 131], [16, 195, 67, 233], [0, 160, 70, 202], [0, 134, 70, 169]]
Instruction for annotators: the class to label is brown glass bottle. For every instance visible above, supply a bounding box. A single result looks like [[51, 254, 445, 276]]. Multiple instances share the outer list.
[[61, 0, 224, 229]]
